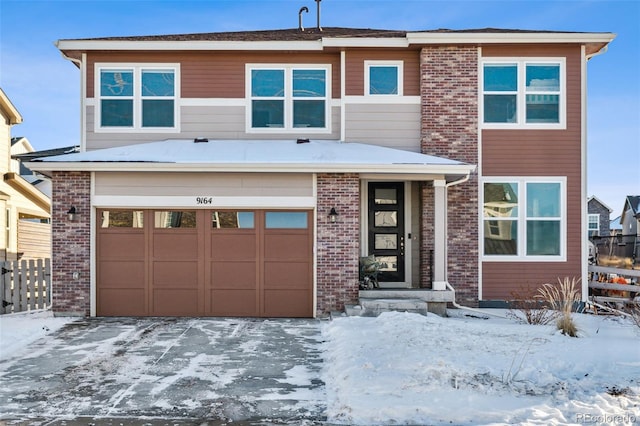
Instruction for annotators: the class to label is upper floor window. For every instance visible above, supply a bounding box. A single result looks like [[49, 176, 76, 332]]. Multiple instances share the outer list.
[[365, 61, 403, 96], [482, 178, 566, 261], [247, 65, 330, 132], [588, 214, 600, 236], [481, 59, 565, 129], [97, 64, 179, 132]]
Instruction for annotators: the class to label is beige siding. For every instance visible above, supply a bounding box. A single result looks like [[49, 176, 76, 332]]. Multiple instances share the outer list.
[[17, 220, 51, 259], [344, 103, 421, 151], [86, 105, 341, 150], [94, 172, 314, 197]]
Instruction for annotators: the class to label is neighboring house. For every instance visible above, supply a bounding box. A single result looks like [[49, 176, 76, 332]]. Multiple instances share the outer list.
[[0, 89, 51, 260], [619, 195, 640, 261], [610, 215, 623, 235], [587, 196, 612, 238], [27, 23, 614, 317]]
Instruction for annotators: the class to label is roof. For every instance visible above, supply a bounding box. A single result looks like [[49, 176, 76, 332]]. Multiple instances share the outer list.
[[0, 88, 22, 125], [27, 139, 476, 177], [12, 145, 79, 161], [625, 196, 640, 216], [56, 26, 615, 60], [588, 195, 613, 213]]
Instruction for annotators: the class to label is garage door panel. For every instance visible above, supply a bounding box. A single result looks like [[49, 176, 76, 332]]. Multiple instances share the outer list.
[[264, 262, 311, 289], [152, 233, 199, 259], [153, 289, 199, 316], [98, 233, 145, 260], [264, 234, 311, 260], [211, 234, 256, 261], [98, 289, 146, 316], [153, 261, 199, 287], [210, 261, 257, 289], [210, 290, 257, 316], [98, 261, 145, 287], [263, 290, 312, 317]]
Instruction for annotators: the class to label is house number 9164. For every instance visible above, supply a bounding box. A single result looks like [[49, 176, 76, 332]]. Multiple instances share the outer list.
[[196, 197, 213, 205]]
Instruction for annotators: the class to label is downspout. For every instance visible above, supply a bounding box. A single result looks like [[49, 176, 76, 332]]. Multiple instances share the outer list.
[[444, 171, 507, 319]]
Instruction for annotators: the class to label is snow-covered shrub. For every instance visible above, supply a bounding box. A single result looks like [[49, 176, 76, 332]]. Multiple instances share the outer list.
[[538, 277, 581, 337]]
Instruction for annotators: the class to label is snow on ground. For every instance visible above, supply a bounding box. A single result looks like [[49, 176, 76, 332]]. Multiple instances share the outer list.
[[0, 310, 73, 361], [322, 310, 640, 425]]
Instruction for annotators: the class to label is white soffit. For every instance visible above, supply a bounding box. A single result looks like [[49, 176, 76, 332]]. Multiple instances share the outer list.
[[406, 32, 616, 45]]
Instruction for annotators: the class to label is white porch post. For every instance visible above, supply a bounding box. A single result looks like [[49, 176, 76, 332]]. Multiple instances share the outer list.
[[433, 179, 448, 290]]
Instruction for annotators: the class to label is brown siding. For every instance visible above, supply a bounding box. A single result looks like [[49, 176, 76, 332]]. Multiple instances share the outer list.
[[345, 49, 421, 96], [87, 51, 341, 99], [481, 44, 584, 300]]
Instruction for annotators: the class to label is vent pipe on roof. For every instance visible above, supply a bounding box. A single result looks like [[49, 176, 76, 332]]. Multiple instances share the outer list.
[[298, 6, 309, 31], [315, 0, 322, 31]]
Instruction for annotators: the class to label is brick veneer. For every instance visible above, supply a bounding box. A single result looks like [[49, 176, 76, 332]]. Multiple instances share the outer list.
[[420, 46, 479, 305], [316, 173, 360, 314], [51, 171, 91, 316]]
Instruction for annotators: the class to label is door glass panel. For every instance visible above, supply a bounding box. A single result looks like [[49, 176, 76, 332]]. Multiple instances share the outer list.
[[375, 234, 397, 250], [374, 211, 397, 227], [211, 211, 254, 229], [154, 211, 197, 228], [374, 188, 397, 205], [101, 210, 144, 228], [376, 256, 397, 272], [265, 212, 308, 229]]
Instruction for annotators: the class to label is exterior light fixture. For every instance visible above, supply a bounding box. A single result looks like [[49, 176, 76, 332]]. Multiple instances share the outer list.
[[328, 207, 338, 223], [67, 206, 78, 221]]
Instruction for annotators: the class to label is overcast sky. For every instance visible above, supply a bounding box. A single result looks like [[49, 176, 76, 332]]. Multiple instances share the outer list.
[[0, 0, 638, 215]]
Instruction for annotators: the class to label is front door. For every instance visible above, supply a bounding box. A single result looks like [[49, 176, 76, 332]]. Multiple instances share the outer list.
[[368, 182, 405, 283]]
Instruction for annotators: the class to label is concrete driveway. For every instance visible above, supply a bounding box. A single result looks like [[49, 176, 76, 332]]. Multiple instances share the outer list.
[[0, 317, 327, 425]]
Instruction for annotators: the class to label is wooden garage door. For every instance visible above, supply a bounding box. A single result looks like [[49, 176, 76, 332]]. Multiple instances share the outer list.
[[97, 209, 313, 317]]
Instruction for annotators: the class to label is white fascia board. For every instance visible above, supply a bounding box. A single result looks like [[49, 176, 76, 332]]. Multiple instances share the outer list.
[[28, 161, 476, 176], [406, 32, 615, 45], [56, 39, 323, 51], [321, 37, 409, 48]]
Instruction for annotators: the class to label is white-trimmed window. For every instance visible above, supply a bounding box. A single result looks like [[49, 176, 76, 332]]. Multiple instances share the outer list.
[[365, 61, 403, 96], [96, 64, 179, 132], [588, 213, 600, 236], [481, 58, 565, 128], [247, 64, 330, 132], [482, 178, 566, 260]]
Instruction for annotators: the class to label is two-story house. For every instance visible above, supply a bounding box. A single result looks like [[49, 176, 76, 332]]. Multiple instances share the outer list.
[[28, 26, 614, 317], [1, 89, 51, 261]]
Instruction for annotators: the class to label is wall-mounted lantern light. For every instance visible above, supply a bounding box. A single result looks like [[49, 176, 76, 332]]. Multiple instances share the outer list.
[[328, 207, 338, 223], [67, 206, 78, 221]]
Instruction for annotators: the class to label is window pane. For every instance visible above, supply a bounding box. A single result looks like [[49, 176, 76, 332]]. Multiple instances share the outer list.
[[483, 183, 518, 218], [142, 70, 174, 96], [374, 211, 397, 227], [252, 100, 284, 127], [101, 99, 133, 127], [293, 69, 325, 97], [369, 66, 398, 95], [527, 183, 560, 217], [526, 95, 559, 123], [101, 210, 143, 228], [375, 234, 397, 250], [100, 70, 133, 96], [484, 95, 517, 123], [211, 212, 254, 229], [293, 100, 325, 128], [251, 69, 284, 97], [527, 220, 560, 255], [483, 65, 517, 91], [484, 221, 518, 255], [154, 211, 197, 228], [265, 212, 308, 229], [142, 99, 174, 127], [376, 256, 397, 272], [526, 65, 559, 92], [375, 188, 397, 205]]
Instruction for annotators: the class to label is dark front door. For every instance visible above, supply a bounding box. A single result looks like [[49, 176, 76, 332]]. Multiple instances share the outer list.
[[368, 182, 405, 283]]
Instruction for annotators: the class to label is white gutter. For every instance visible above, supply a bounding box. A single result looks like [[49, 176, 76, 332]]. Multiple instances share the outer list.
[[407, 32, 616, 45], [56, 39, 324, 51]]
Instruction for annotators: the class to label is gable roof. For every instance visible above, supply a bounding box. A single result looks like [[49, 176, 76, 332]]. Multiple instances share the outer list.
[[588, 195, 613, 213], [624, 195, 640, 217], [0, 88, 22, 125]]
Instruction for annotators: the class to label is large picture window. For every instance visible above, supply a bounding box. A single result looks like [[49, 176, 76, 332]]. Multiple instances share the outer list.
[[483, 178, 565, 260], [248, 65, 330, 132], [482, 59, 564, 128], [97, 64, 178, 131]]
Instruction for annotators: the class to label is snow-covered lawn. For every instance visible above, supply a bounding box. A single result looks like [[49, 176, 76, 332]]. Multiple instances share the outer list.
[[1, 309, 639, 425], [323, 310, 640, 425]]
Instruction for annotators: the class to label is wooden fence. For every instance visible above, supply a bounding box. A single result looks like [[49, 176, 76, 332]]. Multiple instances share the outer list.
[[1, 259, 51, 314], [588, 265, 640, 307]]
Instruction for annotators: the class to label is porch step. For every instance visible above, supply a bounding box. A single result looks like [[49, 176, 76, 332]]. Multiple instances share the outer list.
[[345, 298, 428, 317]]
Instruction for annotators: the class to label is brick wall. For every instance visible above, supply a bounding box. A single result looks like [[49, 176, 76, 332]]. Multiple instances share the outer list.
[[420, 46, 479, 305], [316, 173, 360, 314], [51, 171, 91, 316]]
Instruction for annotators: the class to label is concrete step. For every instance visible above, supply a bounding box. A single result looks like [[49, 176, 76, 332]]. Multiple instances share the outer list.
[[345, 298, 428, 317]]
